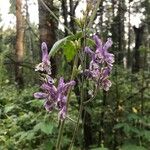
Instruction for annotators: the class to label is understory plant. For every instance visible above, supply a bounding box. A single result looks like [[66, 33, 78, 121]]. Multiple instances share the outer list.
[[33, 1, 115, 149]]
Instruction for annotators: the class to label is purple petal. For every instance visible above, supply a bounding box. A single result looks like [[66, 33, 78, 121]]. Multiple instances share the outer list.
[[105, 52, 115, 64], [34, 92, 48, 99], [44, 100, 55, 112], [58, 106, 66, 120], [102, 67, 111, 78], [63, 80, 76, 94], [47, 76, 54, 85], [103, 38, 113, 52], [93, 35, 102, 49], [89, 60, 99, 70], [42, 42, 49, 62], [85, 47, 95, 58], [101, 79, 112, 91], [57, 77, 65, 93], [41, 83, 57, 99], [57, 95, 67, 109], [43, 62, 51, 75]]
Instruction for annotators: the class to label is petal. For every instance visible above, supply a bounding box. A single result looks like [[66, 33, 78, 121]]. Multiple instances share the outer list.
[[57, 95, 67, 109], [41, 42, 49, 62], [44, 100, 55, 112], [84, 47, 95, 58], [93, 35, 103, 49], [34, 92, 48, 99], [57, 77, 65, 93], [89, 60, 99, 70], [103, 38, 113, 52], [58, 106, 66, 120], [101, 79, 112, 91], [102, 67, 111, 78], [46, 76, 54, 85], [105, 52, 115, 64], [63, 80, 76, 94], [35, 63, 44, 72]]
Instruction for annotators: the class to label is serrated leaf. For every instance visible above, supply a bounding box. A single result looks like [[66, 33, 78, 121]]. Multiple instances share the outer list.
[[49, 32, 82, 56], [34, 122, 53, 135]]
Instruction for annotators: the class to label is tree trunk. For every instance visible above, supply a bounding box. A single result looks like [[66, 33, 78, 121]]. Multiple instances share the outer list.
[[15, 0, 25, 88], [118, 0, 125, 64], [127, 0, 131, 68], [69, 0, 78, 34], [38, 0, 57, 76], [62, 0, 68, 36], [132, 25, 145, 73]]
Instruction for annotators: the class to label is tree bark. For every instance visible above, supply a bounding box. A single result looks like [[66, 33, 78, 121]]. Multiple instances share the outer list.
[[62, 0, 68, 36], [132, 25, 145, 73], [15, 0, 25, 88]]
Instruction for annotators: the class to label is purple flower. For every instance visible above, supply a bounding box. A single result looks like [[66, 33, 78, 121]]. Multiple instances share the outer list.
[[84, 35, 114, 91], [44, 100, 55, 112], [41, 42, 49, 63], [35, 42, 51, 75], [34, 76, 75, 120], [58, 106, 66, 120], [94, 35, 114, 66], [101, 78, 112, 91], [34, 92, 48, 99]]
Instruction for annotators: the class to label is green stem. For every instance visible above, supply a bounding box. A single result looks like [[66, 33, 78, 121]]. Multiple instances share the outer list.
[[56, 120, 65, 150], [68, 101, 83, 150], [55, 54, 79, 150], [68, 1, 102, 148]]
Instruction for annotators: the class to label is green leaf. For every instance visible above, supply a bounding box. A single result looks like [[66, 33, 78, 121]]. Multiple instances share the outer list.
[[18, 132, 28, 141], [91, 148, 108, 150], [49, 36, 69, 56], [26, 132, 35, 140], [121, 144, 147, 150], [143, 130, 150, 141], [34, 122, 53, 135], [49, 32, 82, 56], [4, 105, 15, 113], [113, 123, 126, 129], [63, 41, 76, 62]]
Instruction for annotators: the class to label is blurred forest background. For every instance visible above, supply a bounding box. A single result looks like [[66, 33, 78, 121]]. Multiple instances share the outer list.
[[0, 0, 150, 149]]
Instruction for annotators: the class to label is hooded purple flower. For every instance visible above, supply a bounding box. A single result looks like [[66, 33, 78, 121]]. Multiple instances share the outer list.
[[34, 76, 75, 120], [85, 35, 114, 91], [35, 42, 51, 75]]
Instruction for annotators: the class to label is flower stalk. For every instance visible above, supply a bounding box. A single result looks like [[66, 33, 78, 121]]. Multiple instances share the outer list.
[[55, 54, 79, 150]]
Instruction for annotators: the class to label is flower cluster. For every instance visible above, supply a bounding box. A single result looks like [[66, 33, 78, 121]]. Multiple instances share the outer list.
[[35, 42, 51, 75], [85, 35, 114, 91], [34, 42, 75, 120]]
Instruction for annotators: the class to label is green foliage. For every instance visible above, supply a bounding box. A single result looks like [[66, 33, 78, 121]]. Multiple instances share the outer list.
[[121, 144, 147, 150], [34, 122, 54, 135], [63, 40, 77, 62], [49, 32, 82, 57], [0, 84, 58, 149]]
